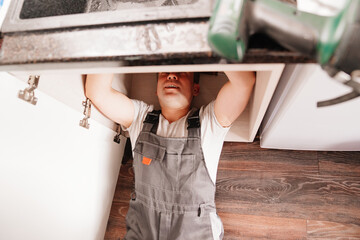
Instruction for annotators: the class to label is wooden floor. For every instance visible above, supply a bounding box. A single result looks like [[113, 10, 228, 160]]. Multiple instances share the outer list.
[[104, 139, 360, 239]]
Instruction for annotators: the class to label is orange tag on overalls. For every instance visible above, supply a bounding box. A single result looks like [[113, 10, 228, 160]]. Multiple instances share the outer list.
[[142, 156, 152, 165]]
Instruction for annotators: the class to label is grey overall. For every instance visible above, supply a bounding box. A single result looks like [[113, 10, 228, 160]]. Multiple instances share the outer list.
[[124, 110, 221, 240]]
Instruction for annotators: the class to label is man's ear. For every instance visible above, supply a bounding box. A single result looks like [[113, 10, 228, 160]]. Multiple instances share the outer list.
[[193, 83, 200, 96]]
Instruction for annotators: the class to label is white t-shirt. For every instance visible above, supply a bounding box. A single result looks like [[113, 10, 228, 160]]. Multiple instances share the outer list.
[[124, 99, 230, 240]]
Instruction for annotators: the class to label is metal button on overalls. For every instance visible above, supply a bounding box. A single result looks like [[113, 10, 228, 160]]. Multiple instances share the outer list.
[[124, 109, 219, 240]]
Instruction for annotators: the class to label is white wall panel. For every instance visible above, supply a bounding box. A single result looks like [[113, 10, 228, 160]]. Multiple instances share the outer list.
[[0, 72, 125, 240], [261, 64, 360, 151]]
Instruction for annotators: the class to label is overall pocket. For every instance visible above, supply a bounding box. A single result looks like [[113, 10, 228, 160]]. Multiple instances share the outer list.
[[169, 210, 213, 240], [133, 141, 166, 188]]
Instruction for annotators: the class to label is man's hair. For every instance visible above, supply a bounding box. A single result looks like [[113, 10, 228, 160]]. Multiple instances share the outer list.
[[193, 72, 200, 84]]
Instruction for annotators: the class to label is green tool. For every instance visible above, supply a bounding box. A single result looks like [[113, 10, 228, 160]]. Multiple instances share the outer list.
[[208, 0, 360, 106]]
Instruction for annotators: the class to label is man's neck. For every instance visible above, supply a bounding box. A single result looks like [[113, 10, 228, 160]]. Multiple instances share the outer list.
[[161, 107, 190, 124]]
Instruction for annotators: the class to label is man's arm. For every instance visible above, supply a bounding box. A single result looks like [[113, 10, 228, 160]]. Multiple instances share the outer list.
[[214, 71, 256, 127], [85, 74, 134, 128]]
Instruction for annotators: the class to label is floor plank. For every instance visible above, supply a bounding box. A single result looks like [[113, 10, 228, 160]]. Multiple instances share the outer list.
[[216, 170, 360, 224], [307, 220, 360, 239], [318, 151, 360, 176], [219, 142, 318, 173], [104, 201, 129, 240], [112, 158, 134, 203], [219, 213, 307, 240]]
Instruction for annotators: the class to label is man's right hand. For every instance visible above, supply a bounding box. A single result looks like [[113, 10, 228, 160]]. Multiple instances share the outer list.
[[85, 74, 134, 128]]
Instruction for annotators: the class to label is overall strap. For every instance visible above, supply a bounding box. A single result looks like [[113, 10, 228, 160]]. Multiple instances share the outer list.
[[187, 109, 201, 138], [143, 110, 161, 134], [142, 109, 201, 137]]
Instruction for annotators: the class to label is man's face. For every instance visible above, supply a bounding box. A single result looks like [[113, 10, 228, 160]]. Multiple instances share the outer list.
[[156, 72, 199, 110]]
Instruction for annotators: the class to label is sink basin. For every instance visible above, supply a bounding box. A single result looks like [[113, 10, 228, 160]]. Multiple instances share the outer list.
[[3, 0, 210, 32], [20, 0, 200, 19], [86, 0, 201, 13], [20, 0, 88, 19]]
